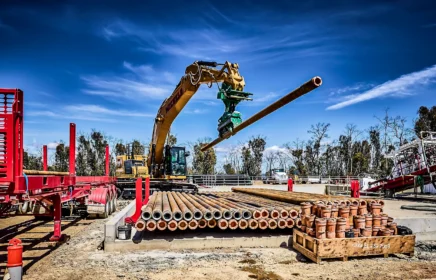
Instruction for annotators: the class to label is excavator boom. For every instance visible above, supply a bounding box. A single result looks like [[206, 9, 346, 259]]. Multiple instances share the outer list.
[[148, 61, 251, 178]]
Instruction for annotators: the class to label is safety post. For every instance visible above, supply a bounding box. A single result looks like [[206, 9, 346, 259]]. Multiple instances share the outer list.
[[350, 180, 360, 198], [125, 177, 150, 224], [43, 145, 47, 171], [287, 178, 293, 192], [7, 238, 23, 280]]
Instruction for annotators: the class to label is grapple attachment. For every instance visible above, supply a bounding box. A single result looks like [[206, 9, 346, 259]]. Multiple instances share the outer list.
[[217, 82, 252, 137]]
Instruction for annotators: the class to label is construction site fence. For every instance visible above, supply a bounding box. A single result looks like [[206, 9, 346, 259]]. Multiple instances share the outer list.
[[186, 175, 372, 187]]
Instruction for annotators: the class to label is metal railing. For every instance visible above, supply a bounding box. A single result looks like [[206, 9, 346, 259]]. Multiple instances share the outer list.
[[187, 174, 373, 187]]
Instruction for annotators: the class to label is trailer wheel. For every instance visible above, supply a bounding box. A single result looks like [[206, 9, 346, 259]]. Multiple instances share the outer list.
[[98, 195, 110, 219], [112, 197, 117, 213], [384, 189, 395, 198]]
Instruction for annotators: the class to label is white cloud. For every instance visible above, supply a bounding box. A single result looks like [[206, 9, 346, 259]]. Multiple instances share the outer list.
[[327, 64, 436, 110], [81, 61, 178, 101], [27, 110, 117, 122], [264, 145, 288, 154], [215, 147, 230, 153], [64, 104, 154, 117], [47, 142, 60, 149]]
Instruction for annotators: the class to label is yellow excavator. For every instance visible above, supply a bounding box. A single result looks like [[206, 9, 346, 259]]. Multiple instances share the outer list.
[[115, 60, 322, 198]]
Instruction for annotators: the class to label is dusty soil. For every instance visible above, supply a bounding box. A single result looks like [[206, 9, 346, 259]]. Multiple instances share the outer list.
[[19, 207, 436, 280]]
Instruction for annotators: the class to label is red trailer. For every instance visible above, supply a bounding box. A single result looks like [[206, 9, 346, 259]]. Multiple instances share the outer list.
[[0, 88, 117, 241]]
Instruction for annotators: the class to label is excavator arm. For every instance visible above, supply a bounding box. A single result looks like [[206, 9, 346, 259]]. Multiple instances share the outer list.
[[148, 61, 252, 177]]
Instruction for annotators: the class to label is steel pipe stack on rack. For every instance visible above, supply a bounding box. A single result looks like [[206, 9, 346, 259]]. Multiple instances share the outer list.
[[133, 190, 383, 234]]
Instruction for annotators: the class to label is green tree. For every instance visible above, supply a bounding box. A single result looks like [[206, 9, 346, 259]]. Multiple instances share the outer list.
[[23, 151, 42, 170], [241, 135, 266, 176], [167, 133, 177, 146], [192, 138, 217, 174], [54, 141, 69, 172], [223, 163, 235, 174], [414, 106, 436, 138]]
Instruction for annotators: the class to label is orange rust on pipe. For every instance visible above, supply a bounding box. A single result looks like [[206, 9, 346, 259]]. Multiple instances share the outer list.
[[289, 209, 299, 219], [208, 219, 217, 229], [258, 219, 268, 230], [157, 220, 167, 231], [228, 219, 238, 230], [268, 219, 278, 230], [146, 220, 157, 231], [248, 219, 258, 230], [270, 209, 280, 219], [280, 209, 289, 219], [218, 219, 229, 230], [295, 218, 302, 228], [277, 219, 287, 229], [135, 219, 146, 231], [167, 220, 178, 231], [253, 209, 262, 220], [198, 219, 207, 229], [201, 76, 322, 151], [238, 219, 248, 230], [178, 220, 188, 230], [286, 218, 295, 229], [188, 220, 198, 230], [261, 209, 269, 218]]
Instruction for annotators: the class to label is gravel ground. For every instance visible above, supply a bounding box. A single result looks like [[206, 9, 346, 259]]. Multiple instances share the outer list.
[[21, 201, 436, 280]]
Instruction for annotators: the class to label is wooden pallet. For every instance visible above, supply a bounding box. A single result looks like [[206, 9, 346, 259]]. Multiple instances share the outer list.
[[293, 229, 415, 264]]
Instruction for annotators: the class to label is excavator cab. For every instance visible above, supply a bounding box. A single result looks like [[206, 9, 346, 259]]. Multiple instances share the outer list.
[[163, 145, 189, 177]]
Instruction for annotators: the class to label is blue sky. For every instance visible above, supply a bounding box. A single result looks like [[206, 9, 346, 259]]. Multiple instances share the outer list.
[[1, 0, 436, 167]]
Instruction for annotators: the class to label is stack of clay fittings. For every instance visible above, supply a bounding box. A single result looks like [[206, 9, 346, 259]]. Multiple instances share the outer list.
[[299, 198, 398, 239]]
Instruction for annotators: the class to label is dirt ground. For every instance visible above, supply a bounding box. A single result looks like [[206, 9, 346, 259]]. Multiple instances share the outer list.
[[14, 201, 435, 280]]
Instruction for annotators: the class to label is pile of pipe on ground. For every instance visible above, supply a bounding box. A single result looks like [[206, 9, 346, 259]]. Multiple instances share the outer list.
[[298, 198, 400, 238], [134, 191, 302, 232], [133, 190, 383, 233]]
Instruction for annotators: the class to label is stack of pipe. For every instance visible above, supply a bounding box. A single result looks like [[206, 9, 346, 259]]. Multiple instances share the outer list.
[[134, 190, 385, 234], [135, 191, 304, 232]]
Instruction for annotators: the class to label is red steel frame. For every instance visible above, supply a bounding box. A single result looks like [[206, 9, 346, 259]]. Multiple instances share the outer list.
[[0, 88, 117, 241]]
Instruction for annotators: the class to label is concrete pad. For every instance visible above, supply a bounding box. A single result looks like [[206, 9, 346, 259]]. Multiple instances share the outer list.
[[105, 229, 292, 252], [104, 200, 136, 243]]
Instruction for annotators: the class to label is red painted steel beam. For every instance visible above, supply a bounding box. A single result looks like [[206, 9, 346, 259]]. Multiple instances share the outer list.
[[69, 123, 76, 176], [105, 145, 109, 176], [43, 145, 48, 171]]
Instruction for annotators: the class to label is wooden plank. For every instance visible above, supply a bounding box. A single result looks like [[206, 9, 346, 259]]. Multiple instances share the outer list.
[[316, 235, 415, 258], [292, 230, 415, 264]]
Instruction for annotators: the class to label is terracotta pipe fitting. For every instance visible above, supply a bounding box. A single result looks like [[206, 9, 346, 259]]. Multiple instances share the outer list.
[[365, 214, 373, 227], [336, 231, 345, 238], [178, 220, 188, 231], [352, 228, 360, 238], [248, 219, 259, 230], [146, 220, 157, 231], [361, 227, 371, 237], [331, 206, 338, 218], [336, 218, 346, 232], [315, 218, 326, 237], [326, 231, 335, 239], [371, 203, 382, 216], [307, 228, 316, 237], [167, 220, 178, 231], [353, 216, 365, 229], [373, 215, 382, 227], [301, 215, 307, 226], [349, 205, 358, 216], [358, 206, 367, 216], [326, 218, 336, 233], [300, 202, 312, 216], [372, 226, 381, 236], [306, 215, 316, 228]]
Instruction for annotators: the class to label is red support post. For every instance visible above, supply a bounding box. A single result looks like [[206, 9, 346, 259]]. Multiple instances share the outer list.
[[145, 177, 150, 205], [69, 123, 76, 176], [350, 180, 360, 198], [287, 178, 293, 192], [49, 194, 64, 241], [105, 145, 109, 176], [43, 145, 48, 171], [125, 177, 150, 225]]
